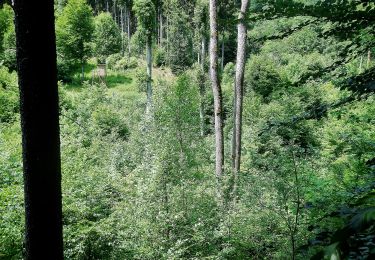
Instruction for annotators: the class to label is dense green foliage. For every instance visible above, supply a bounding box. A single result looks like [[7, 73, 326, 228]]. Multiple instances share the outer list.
[[56, 0, 94, 67], [0, 0, 374, 259], [93, 12, 122, 63]]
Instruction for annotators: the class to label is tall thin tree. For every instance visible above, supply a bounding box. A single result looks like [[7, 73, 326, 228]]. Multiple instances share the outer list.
[[209, 0, 224, 188], [232, 0, 250, 199], [14, 0, 63, 259], [134, 0, 155, 113]]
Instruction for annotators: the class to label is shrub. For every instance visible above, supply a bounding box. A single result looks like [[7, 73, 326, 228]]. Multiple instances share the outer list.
[[154, 47, 166, 67], [0, 66, 18, 123], [134, 68, 148, 93], [106, 53, 122, 70]]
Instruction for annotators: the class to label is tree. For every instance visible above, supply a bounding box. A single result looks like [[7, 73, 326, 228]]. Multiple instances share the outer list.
[[93, 12, 122, 62], [209, 0, 224, 197], [133, 0, 155, 112], [56, 0, 94, 80], [231, 0, 250, 199], [13, 0, 63, 259], [194, 0, 209, 136]]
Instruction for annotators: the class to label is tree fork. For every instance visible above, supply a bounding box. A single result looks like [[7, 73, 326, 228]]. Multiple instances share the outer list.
[[14, 0, 63, 259]]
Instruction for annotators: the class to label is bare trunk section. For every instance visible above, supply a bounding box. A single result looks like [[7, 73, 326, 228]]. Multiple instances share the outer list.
[[160, 9, 163, 46], [367, 50, 371, 69], [221, 36, 225, 71], [127, 7, 131, 57], [14, 0, 63, 258], [231, 0, 250, 200], [199, 37, 206, 137], [121, 7, 125, 56], [209, 0, 224, 190], [146, 34, 153, 113]]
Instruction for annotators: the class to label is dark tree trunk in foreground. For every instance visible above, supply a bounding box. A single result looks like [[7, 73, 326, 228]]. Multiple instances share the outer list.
[[232, 0, 250, 199], [209, 0, 224, 185], [14, 1, 63, 259]]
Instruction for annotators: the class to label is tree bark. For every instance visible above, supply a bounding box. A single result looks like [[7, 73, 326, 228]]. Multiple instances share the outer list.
[[160, 8, 163, 46], [14, 0, 63, 259], [209, 0, 224, 183], [199, 37, 206, 137], [367, 50, 371, 69], [127, 7, 131, 57], [121, 7, 124, 55], [221, 35, 224, 71], [146, 34, 153, 113], [232, 0, 250, 199]]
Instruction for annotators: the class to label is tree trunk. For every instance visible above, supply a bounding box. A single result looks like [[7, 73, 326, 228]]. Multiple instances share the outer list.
[[199, 37, 206, 137], [231, 0, 250, 199], [127, 8, 131, 57], [160, 8, 163, 46], [14, 0, 63, 259], [221, 35, 225, 71], [146, 34, 153, 113], [121, 7, 124, 55], [209, 0, 224, 186], [367, 50, 371, 69]]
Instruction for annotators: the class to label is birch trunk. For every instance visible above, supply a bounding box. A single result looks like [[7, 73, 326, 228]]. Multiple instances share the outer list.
[[146, 35, 153, 113], [221, 36, 224, 71], [209, 0, 224, 184], [127, 8, 131, 56], [232, 0, 250, 199], [121, 7, 124, 55], [367, 50, 371, 69], [199, 37, 206, 136]]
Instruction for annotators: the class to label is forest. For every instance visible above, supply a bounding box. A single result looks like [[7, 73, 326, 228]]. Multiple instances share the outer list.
[[0, 0, 374, 259]]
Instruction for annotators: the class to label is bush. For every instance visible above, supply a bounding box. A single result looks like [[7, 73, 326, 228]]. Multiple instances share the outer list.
[[154, 47, 166, 67], [2, 25, 16, 71], [0, 66, 18, 123], [106, 53, 123, 70], [129, 30, 146, 56], [113, 57, 138, 71], [57, 57, 75, 82], [245, 55, 282, 98], [92, 105, 129, 140], [134, 68, 148, 93]]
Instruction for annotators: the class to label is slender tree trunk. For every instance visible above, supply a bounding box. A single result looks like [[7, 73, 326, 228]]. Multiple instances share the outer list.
[[113, 0, 117, 23], [199, 37, 206, 137], [221, 35, 225, 71], [166, 14, 170, 66], [160, 9, 163, 46], [127, 8, 131, 57], [157, 5, 160, 46], [209, 0, 224, 187], [231, 0, 250, 199], [359, 55, 363, 74], [146, 34, 153, 113], [121, 7, 124, 55], [367, 50, 371, 69], [14, 0, 63, 259]]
